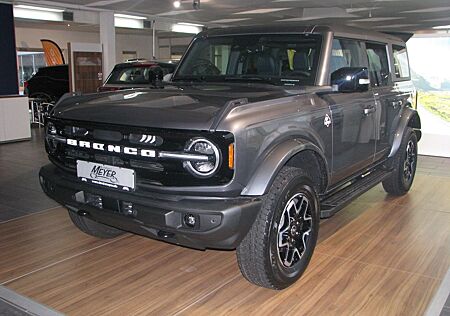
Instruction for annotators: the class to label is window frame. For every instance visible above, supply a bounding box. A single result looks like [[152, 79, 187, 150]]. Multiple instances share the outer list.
[[172, 34, 323, 86], [391, 44, 411, 82], [364, 41, 393, 88], [329, 37, 369, 76]]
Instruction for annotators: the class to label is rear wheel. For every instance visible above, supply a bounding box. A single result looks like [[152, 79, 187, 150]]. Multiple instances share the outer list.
[[68, 210, 125, 238], [382, 128, 418, 195], [236, 166, 320, 290]]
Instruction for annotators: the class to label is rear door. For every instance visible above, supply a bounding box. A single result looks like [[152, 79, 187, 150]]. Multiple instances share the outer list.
[[328, 38, 377, 184], [365, 42, 399, 161]]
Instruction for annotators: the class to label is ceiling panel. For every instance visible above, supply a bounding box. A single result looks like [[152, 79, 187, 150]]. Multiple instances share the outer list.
[[7, 0, 450, 32]]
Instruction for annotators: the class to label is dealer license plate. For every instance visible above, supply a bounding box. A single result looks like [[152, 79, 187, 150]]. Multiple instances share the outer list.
[[76, 160, 135, 191]]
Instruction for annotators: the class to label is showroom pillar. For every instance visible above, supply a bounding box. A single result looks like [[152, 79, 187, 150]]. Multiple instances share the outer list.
[[0, 3, 19, 95], [100, 11, 116, 81]]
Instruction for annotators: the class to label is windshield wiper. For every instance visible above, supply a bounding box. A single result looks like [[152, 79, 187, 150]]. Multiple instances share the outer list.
[[224, 76, 278, 85], [172, 76, 208, 82]]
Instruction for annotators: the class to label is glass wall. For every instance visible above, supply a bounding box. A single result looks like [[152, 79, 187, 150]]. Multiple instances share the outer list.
[[408, 36, 450, 157], [17, 51, 46, 94]]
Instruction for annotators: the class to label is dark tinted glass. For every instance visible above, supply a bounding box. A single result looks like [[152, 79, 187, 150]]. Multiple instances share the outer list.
[[366, 42, 390, 87], [106, 66, 163, 84], [174, 34, 322, 86], [35, 66, 68, 80], [330, 38, 366, 74]]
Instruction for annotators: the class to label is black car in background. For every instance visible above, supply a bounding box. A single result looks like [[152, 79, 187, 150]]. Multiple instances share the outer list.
[[24, 64, 69, 103], [98, 60, 177, 92]]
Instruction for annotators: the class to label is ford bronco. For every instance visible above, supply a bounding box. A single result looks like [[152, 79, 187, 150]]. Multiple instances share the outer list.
[[39, 25, 421, 289]]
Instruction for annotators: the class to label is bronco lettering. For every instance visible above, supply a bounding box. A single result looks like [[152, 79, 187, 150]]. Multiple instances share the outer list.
[[66, 139, 155, 158]]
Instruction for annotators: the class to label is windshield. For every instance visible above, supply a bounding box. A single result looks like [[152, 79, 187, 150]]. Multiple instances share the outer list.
[[174, 34, 322, 86]]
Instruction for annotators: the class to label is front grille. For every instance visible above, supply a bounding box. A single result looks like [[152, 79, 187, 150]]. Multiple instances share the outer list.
[[45, 118, 234, 189]]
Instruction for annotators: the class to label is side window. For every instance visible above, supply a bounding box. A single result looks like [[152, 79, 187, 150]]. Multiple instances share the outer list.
[[392, 45, 410, 79], [366, 43, 390, 87], [330, 38, 365, 74]]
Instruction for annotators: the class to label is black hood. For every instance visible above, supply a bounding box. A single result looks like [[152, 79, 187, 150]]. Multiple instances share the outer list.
[[52, 84, 292, 131]]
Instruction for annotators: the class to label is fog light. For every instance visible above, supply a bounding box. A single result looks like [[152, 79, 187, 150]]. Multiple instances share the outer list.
[[121, 201, 135, 216], [184, 214, 196, 227], [47, 122, 57, 135]]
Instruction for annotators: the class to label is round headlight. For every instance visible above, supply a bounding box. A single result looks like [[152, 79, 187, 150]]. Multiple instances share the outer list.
[[184, 138, 221, 178], [47, 122, 57, 135]]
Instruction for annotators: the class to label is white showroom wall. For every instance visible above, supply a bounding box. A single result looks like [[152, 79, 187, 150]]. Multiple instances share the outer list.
[[15, 27, 99, 52], [14, 26, 162, 63]]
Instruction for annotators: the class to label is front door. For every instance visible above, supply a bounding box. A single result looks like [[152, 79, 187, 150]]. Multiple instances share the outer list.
[[328, 38, 377, 184]]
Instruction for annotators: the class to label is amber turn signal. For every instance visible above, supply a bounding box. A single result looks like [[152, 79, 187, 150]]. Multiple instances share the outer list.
[[228, 143, 234, 169]]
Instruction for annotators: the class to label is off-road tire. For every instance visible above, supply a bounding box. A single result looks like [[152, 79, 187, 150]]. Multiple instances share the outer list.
[[236, 166, 320, 290], [68, 210, 125, 238], [382, 128, 418, 195]]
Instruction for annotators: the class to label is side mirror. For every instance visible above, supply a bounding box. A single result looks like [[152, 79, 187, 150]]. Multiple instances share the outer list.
[[331, 67, 370, 93], [148, 67, 164, 87], [163, 73, 173, 82]]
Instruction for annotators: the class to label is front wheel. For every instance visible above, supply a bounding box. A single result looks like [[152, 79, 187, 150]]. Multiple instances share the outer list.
[[382, 128, 418, 195], [236, 167, 320, 290]]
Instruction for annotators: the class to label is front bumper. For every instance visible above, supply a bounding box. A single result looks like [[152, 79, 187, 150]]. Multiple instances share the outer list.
[[39, 164, 262, 250]]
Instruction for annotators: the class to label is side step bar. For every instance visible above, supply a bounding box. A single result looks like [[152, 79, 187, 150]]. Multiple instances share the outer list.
[[320, 169, 392, 218]]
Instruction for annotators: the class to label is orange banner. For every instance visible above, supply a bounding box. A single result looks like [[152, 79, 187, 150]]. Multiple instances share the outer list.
[[41, 39, 65, 66]]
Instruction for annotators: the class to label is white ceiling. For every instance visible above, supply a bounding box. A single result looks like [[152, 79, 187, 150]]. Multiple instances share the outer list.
[[8, 0, 450, 33]]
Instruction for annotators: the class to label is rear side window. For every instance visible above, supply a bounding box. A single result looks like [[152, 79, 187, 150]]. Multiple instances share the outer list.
[[329, 38, 366, 74], [392, 45, 410, 79], [366, 42, 390, 87], [106, 66, 163, 84], [160, 64, 176, 76]]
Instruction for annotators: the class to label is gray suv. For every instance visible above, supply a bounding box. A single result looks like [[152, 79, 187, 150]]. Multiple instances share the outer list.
[[39, 25, 421, 289]]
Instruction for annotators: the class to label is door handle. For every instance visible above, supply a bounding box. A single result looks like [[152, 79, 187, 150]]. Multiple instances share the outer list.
[[364, 107, 376, 115], [392, 100, 403, 108]]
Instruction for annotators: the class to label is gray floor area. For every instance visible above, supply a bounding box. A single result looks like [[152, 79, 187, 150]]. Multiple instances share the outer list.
[[0, 127, 58, 223], [0, 298, 30, 316], [0, 286, 63, 316], [441, 295, 450, 316]]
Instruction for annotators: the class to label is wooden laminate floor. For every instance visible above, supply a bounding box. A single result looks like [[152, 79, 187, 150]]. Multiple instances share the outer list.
[[0, 154, 449, 315]]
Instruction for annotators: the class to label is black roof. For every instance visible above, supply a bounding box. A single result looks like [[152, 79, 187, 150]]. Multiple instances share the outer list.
[[198, 24, 406, 44]]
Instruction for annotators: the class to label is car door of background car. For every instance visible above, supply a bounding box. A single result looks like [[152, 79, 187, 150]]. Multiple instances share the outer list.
[[365, 42, 400, 161], [327, 38, 377, 184]]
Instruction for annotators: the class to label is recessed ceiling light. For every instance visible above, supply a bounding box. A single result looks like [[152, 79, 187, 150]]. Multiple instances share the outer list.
[[234, 8, 291, 14], [173, 0, 181, 8], [172, 23, 202, 34], [114, 13, 147, 20], [178, 22, 204, 27], [433, 25, 450, 29], [15, 5, 64, 12]]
